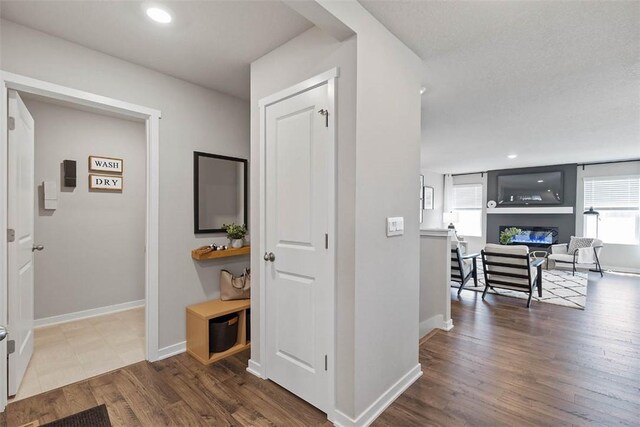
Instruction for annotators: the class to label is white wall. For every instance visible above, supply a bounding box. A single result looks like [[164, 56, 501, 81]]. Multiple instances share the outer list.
[[421, 170, 444, 229], [314, 1, 423, 420], [25, 98, 145, 319], [1, 20, 250, 349], [576, 161, 640, 272], [250, 2, 422, 420], [419, 230, 453, 337], [452, 173, 488, 254], [250, 25, 358, 416]]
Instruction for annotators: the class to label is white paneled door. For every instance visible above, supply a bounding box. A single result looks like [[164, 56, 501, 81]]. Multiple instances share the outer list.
[[7, 90, 36, 396], [264, 82, 332, 412]]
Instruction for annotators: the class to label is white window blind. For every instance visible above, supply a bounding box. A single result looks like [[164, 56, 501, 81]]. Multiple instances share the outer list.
[[453, 184, 483, 210], [584, 176, 640, 210], [583, 175, 640, 245], [452, 183, 483, 237]]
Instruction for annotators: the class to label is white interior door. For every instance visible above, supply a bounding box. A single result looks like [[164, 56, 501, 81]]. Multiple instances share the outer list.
[[264, 83, 332, 412], [7, 90, 35, 396]]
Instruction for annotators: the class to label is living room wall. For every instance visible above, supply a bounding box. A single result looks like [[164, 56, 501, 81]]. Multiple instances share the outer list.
[[486, 164, 578, 246]]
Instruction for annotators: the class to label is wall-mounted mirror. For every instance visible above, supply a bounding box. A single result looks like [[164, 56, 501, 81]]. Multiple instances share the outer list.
[[194, 151, 247, 234]]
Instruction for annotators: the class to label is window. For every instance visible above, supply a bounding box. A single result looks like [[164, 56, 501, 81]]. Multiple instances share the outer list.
[[452, 184, 483, 237], [583, 176, 640, 245]]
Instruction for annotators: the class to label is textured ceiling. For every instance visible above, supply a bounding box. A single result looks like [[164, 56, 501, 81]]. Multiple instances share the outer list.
[[0, 1, 313, 100], [361, 0, 640, 173]]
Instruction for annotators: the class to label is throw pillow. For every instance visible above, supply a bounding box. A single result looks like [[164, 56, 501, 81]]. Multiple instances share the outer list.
[[568, 236, 594, 253]]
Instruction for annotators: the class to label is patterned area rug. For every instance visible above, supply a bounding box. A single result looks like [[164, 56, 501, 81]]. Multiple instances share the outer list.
[[453, 262, 588, 310]]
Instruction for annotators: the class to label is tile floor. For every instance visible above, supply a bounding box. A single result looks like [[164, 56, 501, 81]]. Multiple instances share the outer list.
[[10, 307, 145, 402]]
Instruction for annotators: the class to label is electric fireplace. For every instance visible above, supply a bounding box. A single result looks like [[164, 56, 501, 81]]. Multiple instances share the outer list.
[[499, 226, 559, 248]]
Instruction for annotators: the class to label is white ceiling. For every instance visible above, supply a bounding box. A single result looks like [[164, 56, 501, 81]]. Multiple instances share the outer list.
[[361, 0, 640, 174], [0, 1, 313, 100]]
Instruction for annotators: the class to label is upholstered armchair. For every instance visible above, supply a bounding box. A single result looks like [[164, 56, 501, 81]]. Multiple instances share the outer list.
[[548, 237, 604, 277]]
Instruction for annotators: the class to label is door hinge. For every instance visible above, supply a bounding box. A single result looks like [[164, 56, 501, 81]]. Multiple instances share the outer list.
[[324, 354, 328, 371], [318, 109, 329, 127], [7, 229, 15, 243], [325, 233, 328, 249], [8, 116, 15, 131], [7, 339, 15, 355]]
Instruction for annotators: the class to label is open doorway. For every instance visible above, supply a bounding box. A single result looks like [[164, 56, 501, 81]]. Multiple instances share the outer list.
[[8, 92, 147, 401], [1, 73, 161, 411]]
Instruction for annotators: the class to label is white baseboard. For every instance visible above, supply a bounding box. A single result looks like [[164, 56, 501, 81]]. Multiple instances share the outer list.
[[419, 314, 453, 338], [34, 299, 145, 328], [333, 364, 422, 427], [602, 265, 640, 275], [157, 341, 186, 361], [247, 359, 266, 379]]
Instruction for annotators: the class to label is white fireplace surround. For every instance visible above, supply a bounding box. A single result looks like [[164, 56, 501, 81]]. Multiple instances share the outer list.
[[487, 207, 574, 215]]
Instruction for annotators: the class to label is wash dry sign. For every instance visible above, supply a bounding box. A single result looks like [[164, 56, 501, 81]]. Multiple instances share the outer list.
[[90, 174, 123, 191], [89, 156, 123, 173]]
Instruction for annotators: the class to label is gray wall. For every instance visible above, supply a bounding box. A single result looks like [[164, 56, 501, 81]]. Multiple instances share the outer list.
[[1, 20, 250, 349], [486, 164, 577, 246], [250, 3, 422, 417], [26, 98, 145, 319]]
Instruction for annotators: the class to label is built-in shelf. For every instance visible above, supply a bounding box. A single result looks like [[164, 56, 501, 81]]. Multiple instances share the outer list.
[[191, 246, 250, 260], [487, 207, 574, 215]]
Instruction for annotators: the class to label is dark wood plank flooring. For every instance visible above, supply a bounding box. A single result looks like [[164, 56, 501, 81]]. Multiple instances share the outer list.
[[4, 272, 639, 426]]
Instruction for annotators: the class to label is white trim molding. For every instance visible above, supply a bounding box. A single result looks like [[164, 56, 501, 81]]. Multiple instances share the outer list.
[[34, 300, 144, 328], [157, 341, 186, 361], [333, 365, 423, 427], [246, 359, 266, 379], [419, 314, 454, 338], [487, 207, 574, 215]]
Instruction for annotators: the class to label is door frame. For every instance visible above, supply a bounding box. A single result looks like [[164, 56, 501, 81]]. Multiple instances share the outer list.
[[258, 68, 338, 417], [0, 71, 161, 412]]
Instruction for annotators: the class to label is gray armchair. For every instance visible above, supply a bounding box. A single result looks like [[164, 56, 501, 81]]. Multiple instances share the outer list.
[[548, 237, 603, 277]]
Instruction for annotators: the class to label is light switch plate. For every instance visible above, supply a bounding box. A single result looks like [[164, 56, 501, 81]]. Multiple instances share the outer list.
[[387, 217, 404, 237]]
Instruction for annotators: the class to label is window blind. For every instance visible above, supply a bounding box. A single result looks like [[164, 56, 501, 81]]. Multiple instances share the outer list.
[[584, 176, 640, 210], [453, 184, 483, 210]]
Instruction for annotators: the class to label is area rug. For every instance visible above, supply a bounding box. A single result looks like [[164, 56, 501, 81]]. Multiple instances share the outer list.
[[41, 404, 111, 427], [452, 262, 588, 310]]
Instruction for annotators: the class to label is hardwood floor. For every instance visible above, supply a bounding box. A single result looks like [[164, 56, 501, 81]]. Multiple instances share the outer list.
[[4, 272, 639, 426]]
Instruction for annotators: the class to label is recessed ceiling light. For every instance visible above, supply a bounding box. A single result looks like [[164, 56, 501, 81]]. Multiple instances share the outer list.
[[507, 154, 517, 159], [537, 179, 544, 183], [146, 7, 172, 24]]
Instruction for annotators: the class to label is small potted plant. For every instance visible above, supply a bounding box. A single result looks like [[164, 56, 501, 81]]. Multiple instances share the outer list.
[[223, 223, 247, 249], [500, 227, 522, 245]]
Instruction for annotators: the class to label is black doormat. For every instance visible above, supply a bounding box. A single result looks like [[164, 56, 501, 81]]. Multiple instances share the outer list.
[[42, 404, 111, 427]]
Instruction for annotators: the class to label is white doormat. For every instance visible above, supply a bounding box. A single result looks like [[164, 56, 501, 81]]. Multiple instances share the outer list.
[[453, 264, 588, 310]]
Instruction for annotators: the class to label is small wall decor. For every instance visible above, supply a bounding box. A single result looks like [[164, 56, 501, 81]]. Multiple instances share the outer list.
[[423, 186, 434, 210], [89, 174, 123, 192], [89, 156, 123, 174]]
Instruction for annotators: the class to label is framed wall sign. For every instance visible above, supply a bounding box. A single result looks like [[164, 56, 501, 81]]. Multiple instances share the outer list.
[[423, 186, 434, 210], [89, 156, 123, 174], [89, 174, 123, 192]]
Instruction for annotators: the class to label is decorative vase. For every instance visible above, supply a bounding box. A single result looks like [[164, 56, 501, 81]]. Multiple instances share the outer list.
[[231, 239, 244, 249]]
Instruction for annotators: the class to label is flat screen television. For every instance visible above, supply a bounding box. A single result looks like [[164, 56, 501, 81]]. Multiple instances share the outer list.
[[497, 171, 563, 206]]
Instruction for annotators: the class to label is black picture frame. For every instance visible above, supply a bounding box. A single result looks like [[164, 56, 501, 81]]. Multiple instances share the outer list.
[[193, 151, 248, 234]]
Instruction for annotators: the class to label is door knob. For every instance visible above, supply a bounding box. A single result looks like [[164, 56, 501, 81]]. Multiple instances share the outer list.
[[263, 252, 275, 262], [0, 326, 7, 342], [32, 244, 44, 252]]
